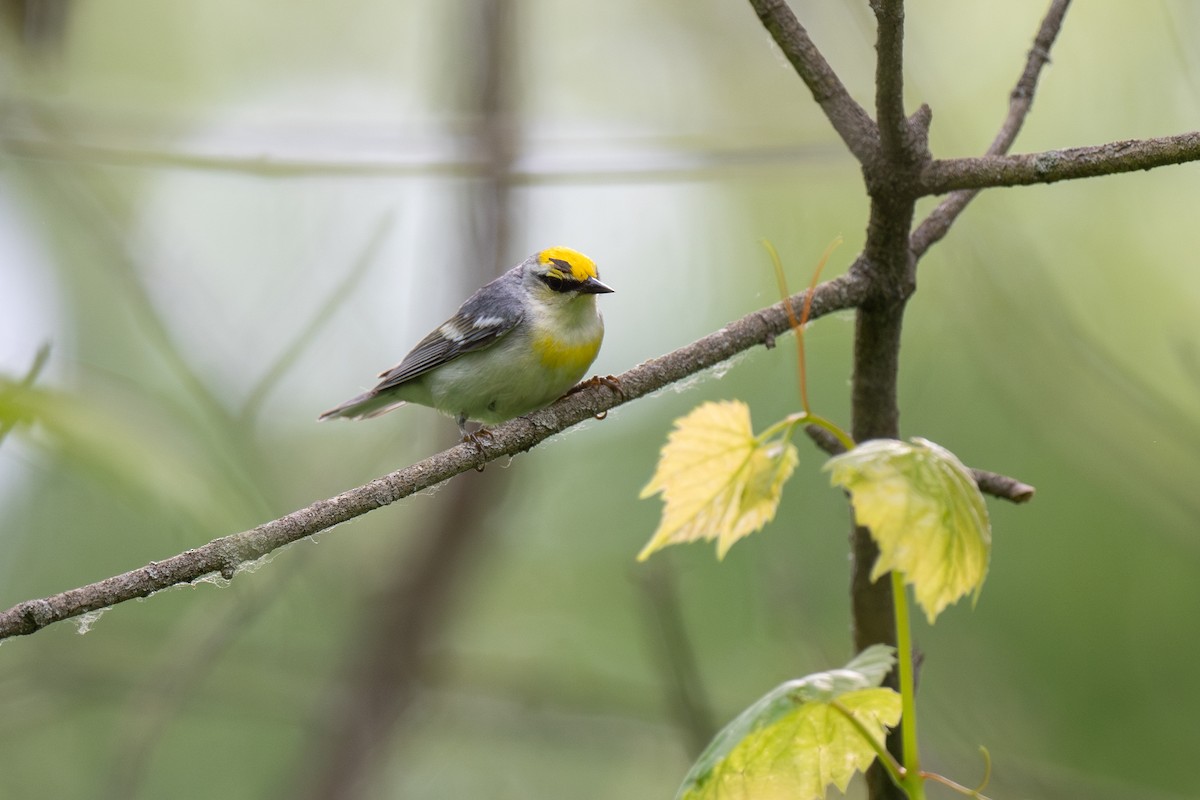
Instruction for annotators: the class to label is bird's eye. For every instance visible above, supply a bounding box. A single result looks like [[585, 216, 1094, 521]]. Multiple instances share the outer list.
[[542, 273, 566, 292]]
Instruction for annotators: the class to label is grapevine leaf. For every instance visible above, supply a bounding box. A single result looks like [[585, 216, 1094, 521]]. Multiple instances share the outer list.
[[638, 400, 798, 561], [825, 437, 991, 623], [679, 645, 901, 800]]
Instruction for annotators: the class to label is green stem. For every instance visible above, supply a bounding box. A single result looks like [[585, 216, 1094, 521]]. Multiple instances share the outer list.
[[805, 412, 856, 452], [760, 412, 856, 454], [892, 570, 926, 799], [922, 770, 993, 800], [829, 700, 906, 788]]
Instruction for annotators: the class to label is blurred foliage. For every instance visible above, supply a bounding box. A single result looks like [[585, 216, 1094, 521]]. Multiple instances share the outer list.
[[1, 1, 1199, 799]]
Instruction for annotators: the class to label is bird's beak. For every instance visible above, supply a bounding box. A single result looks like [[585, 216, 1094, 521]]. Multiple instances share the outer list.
[[578, 276, 614, 294]]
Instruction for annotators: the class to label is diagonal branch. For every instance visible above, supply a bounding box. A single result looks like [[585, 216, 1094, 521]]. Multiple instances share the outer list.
[[988, 0, 1071, 154], [746, 0, 879, 163], [911, 0, 1070, 256], [0, 271, 871, 642], [919, 131, 1200, 194]]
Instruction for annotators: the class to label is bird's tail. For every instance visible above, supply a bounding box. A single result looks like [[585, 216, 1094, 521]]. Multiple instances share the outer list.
[[318, 391, 407, 421]]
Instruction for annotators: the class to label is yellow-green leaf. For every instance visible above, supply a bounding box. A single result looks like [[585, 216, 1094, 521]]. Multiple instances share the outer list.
[[825, 437, 991, 623], [679, 645, 902, 800], [638, 401, 798, 561]]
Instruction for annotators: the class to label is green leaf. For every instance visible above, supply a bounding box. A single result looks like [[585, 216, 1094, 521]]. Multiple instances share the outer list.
[[825, 437, 991, 623], [679, 645, 901, 800], [638, 400, 798, 561]]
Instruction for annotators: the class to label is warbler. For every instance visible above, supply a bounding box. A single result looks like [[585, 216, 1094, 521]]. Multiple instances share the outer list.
[[320, 246, 613, 438]]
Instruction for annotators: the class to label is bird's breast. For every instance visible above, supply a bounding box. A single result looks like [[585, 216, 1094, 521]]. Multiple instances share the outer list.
[[530, 329, 603, 377]]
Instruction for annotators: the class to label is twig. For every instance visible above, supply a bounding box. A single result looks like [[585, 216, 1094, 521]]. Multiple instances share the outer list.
[[919, 131, 1200, 194], [805, 424, 1035, 504], [0, 271, 871, 641], [993, 0, 1071, 151], [746, 0, 879, 163], [1, 131, 846, 183], [871, 0, 909, 165], [1, 134, 483, 178], [910, 0, 1071, 257], [970, 468, 1036, 504]]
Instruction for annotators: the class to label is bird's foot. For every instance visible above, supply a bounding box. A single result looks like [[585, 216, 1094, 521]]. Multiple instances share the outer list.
[[564, 374, 624, 419], [460, 426, 494, 470]]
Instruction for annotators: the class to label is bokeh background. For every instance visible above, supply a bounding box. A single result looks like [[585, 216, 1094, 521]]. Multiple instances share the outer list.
[[2, 1, 1198, 798]]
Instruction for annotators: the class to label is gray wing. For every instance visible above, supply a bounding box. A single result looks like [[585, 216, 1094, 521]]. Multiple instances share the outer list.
[[372, 295, 523, 391]]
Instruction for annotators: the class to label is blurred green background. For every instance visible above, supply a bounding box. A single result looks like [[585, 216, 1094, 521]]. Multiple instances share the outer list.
[[2, 1, 1198, 798]]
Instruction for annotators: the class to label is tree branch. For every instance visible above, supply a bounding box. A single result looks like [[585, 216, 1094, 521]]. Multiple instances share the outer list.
[[910, 0, 1071, 257], [971, 468, 1037, 504], [853, 7, 927, 797], [871, 0, 909, 165], [746, 0, 879, 163], [990, 0, 1072, 153], [0, 271, 871, 642], [805, 424, 1035, 503], [920, 131, 1200, 194]]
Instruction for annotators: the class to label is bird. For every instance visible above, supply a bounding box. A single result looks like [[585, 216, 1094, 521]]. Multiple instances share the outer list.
[[320, 246, 613, 440]]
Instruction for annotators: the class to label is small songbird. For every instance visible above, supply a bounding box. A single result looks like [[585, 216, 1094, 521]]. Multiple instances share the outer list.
[[320, 247, 613, 438]]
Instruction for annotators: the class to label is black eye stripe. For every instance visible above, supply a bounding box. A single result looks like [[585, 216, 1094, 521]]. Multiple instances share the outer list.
[[540, 273, 570, 292]]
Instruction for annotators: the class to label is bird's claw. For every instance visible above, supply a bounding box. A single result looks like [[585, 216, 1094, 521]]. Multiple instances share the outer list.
[[563, 374, 624, 421], [460, 427, 494, 469], [566, 373, 624, 399]]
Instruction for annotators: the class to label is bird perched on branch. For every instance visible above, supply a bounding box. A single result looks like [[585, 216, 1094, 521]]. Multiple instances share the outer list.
[[320, 246, 613, 440]]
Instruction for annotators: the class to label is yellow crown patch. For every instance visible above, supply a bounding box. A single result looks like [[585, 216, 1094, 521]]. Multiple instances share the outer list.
[[539, 246, 598, 282]]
